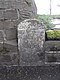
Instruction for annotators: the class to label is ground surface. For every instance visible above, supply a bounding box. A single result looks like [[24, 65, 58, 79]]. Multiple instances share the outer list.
[[0, 65, 60, 80]]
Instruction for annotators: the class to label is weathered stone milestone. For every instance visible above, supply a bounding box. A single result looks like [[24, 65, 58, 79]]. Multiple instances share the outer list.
[[18, 19, 45, 66]]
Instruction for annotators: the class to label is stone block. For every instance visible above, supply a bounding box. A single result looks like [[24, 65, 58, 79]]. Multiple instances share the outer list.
[[18, 19, 45, 66], [0, 20, 19, 29], [0, 30, 4, 52], [4, 1, 13, 9], [4, 20, 15, 29], [45, 41, 60, 51], [45, 53, 60, 63], [0, 1, 10, 9], [3, 9, 18, 20], [0, 10, 3, 19], [0, 21, 4, 29], [0, 52, 18, 65], [5, 28, 16, 40], [4, 40, 17, 52], [0, 42, 3, 51], [0, 30, 4, 42]]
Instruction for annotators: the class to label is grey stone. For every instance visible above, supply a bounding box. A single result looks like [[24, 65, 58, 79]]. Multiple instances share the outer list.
[[3, 20, 15, 29], [18, 19, 45, 66], [0, 0, 37, 21], [3, 9, 18, 20], [3, 20, 19, 29], [0, 10, 3, 19], [0, 66, 60, 80], [46, 53, 60, 63], [0, 52, 18, 65], [19, 66, 60, 80], [0, 43, 3, 51], [45, 41, 60, 51], [5, 28, 16, 40], [0, 30, 4, 42], [0, 30, 4, 52], [0, 0, 37, 65], [0, 21, 4, 29], [45, 41, 60, 64], [4, 40, 17, 52], [1, 54, 12, 62]]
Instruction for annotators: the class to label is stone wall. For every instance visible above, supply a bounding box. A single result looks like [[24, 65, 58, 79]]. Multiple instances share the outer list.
[[0, 0, 37, 65], [18, 19, 45, 66], [0, 0, 37, 21], [45, 41, 60, 63]]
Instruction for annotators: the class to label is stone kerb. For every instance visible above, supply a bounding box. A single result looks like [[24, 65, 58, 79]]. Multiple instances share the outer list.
[[18, 19, 45, 66]]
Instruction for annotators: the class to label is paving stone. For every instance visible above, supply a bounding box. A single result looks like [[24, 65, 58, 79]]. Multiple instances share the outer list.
[[6, 66, 21, 80], [19, 66, 60, 80], [0, 66, 59, 80]]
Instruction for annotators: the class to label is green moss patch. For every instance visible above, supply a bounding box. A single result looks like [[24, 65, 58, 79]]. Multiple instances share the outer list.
[[46, 30, 60, 40]]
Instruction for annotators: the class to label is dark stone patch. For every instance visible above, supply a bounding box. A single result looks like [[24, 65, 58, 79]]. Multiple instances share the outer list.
[[0, 66, 59, 80], [0, 66, 7, 80], [20, 65, 60, 80], [47, 55, 57, 62]]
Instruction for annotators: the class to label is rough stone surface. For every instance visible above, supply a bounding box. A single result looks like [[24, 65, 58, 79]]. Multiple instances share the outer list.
[[5, 28, 16, 40], [45, 41, 60, 51], [4, 40, 17, 52], [3, 20, 18, 29], [20, 65, 60, 80], [0, 52, 18, 65], [45, 41, 60, 64], [0, 21, 4, 29], [18, 19, 45, 66], [0, 43, 3, 51], [0, 66, 60, 80], [46, 53, 60, 63], [0, 0, 37, 21], [3, 9, 18, 20], [0, 0, 37, 65], [0, 30, 4, 42]]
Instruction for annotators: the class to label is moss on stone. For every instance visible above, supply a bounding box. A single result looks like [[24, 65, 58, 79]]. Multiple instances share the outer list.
[[46, 30, 60, 39]]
